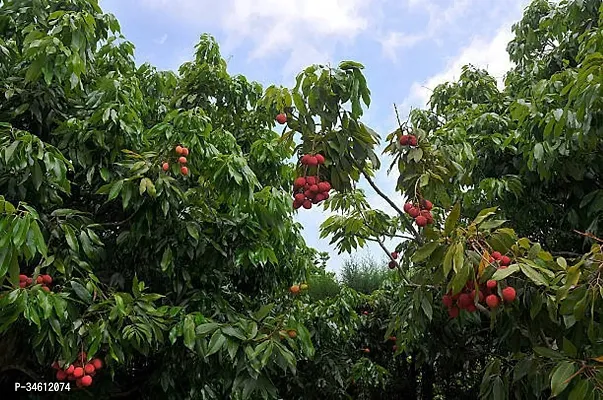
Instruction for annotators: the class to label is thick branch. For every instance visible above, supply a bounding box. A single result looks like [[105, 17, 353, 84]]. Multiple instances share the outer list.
[[355, 161, 423, 245]]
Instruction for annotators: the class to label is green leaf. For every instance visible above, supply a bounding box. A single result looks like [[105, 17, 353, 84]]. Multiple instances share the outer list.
[[444, 203, 461, 235], [186, 223, 199, 241], [491, 264, 520, 280], [206, 330, 226, 357], [221, 326, 247, 340], [108, 180, 123, 201], [183, 315, 195, 351], [254, 304, 273, 321], [62, 225, 79, 253], [453, 242, 464, 273], [472, 207, 498, 225], [411, 241, 439, 263], [569, 379, 589, 400], [160, 247, 173, 272], [196, 323, 221, 337], [443, 244, 455, 277], [534, 347, 565, 360], [521, 264, 548, 286], [550, 361, 576, 396], [70, 281, 91, 303]]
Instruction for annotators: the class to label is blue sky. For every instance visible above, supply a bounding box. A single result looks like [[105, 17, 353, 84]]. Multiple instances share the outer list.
[[99, 0, 531, 274]]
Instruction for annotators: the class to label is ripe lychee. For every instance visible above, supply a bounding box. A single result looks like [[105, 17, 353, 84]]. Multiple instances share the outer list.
[[442, 295, 453, 307], [287, 330, 297, 338], [19, 274, 27, 281], [403, 202, 413, 213], [458, 293, 472, 309], [42, 275, 52, 285], [36, 276, 44, 284], [180, 166, 189, 175], [485, 295, 500, 308], [314, 193, 325, 202], [315, 154, 325, 164], [448, 306, 459, 318], [466, 304, 477, 313], [56, 370, 67, 381], [65, 365, 74, 375], [294, 177, 306, 188], [388, 260, 397, 269], [175, 146, 183, 154], [491, 251, 502, 260], [300, 155, 310, 165], [318, 182, 330, 193], [421, 200, 433, 211], [294, 193, 305, 202], [276, 113, 287, 124], [80, 375, 93, 387], [307, 156, 318, 167], [293, 200, 303, 209], [309, 184, 319, 193], [73, 367, 84, 378], [391, 251, 398, 260], [409, 135, 418, 146], [91, 359, 103, 370], [486, 280, 497, 289], [290, 285, 300, 294], [500, 256, 511, 266], [502, 287, 516, 303], [41, 286, 50, 292], [84, 364, 95, 374], [302, 200, 312, 209], [399, 135, 409, 145], [471, 289, 484, 303], [19, 281, 27, 288], [181, 148, 189, 156], [178, 156, 187, 164], [408, 207, 420, 218], [162, 162, 169, 171], [415, 216, 428, 227], [306, 176, 317, 185], [26, 277, 32, 285]]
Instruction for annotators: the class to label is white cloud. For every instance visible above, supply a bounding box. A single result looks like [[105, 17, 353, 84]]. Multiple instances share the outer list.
[[154, 34, 168, 45], [140, 0, 378, 78], [399, 22, 518, 113]]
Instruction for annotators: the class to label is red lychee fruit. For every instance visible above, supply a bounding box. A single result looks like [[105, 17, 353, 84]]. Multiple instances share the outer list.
[[391, 251, 398, 259], [26, 277, 32, 285], [500, 256, 511, 266], [502, 287, 516, 303], [294, 193, 305, 202], [80, 375, 93, 387], [421, 200, 433, 211], [276, 113, 287, 124], [471, 289, 484, 303], [41, 286, 50, 292], [304, 190, 315, 199], [36, 276, 44, 284], [162, 162, 169, 171], [73, 367, 84, 378], [309, 184, 319, 193], [421, 210, 434, 224], [293, 200, 303, 209], [42, 275, 52, 285], [19, 281, 27, 288], [300, 155, 310, 165], [448, 306, 459, 318], [181, 148, 189, 156], [306, 176, 317, 185], [318, 182, 330, 193], [485, 295, 500, 309], [415, 216, 428, 227], [175, 145, 183, 155], [315, 154, 325, 164], [403, 202, 413, 213], [56, 370, 67, 381], [180, 166, 189, 175], [302, 200, 312, 209], [491, 251, 502, 260], [314, 193, 325, 202], [388, 260, 397, 269], [19, 274, 27, 281], [307, 156, 318, 167], [294, 177, 306, 188], [84, 364, 95, 374], [458, 293, 472, 309], [442, 295, 453, 307], [466, 304, 477, 312], [399, 135, 409, 145], [65, 365, 74, 375], [91, 359, 102, 370], [178, 156, 187, 164], [486, 280, 497, 289], [409, 135, 418, 146], [408, 207, 420, 218]]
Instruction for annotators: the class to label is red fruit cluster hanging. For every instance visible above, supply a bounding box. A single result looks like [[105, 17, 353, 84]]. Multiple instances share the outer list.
[[19, 274, 52, 292], [488, 251, 512, 269], [162, 145, 190, 176], [403, 199, 434, 227], [53, 352, 104, 388], [442, 277, 517, 318], [399, 134, 418, 147], [292, 153, 331, 210]]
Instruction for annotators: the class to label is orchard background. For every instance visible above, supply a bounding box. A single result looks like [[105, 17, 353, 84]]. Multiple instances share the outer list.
[[0, 0, 603, 399]]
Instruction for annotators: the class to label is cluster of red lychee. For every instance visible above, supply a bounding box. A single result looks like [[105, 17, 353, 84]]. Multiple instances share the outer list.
[[399, 134, 418, 147], [162, 145, 189, 176], [488, 251, 512, 269], [53, 352, 103, 388], [403, 199, 434, 227], [292, 153, 331, 210], [19, 274, 52, 292], [388, 251, 399, 269], [442, 278, 516, 318], [276, 113, 287, 124]]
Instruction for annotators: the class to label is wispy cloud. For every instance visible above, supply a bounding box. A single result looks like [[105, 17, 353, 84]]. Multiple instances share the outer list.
[[154, 34, 168, 45]]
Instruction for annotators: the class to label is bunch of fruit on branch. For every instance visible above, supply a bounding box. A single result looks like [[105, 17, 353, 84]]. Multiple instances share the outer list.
[[162, 145, 190, 176], [399, 133, 418, 147], [19, 273, 52, 292], [442, 252, 517, 318], [292, 153, 331, 210], [53, 352, 104, 388], [404, 199, 434, 227], [388, 251, 399, 269], [289, 283, 309, 294]]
